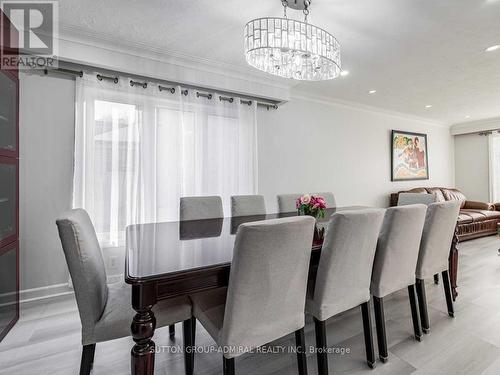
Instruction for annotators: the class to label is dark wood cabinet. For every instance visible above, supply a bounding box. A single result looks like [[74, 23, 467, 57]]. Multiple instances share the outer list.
[[0, 241, 18, 342], [0, 9, 19, 342]]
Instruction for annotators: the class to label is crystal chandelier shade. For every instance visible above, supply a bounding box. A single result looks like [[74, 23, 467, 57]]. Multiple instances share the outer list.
[[244, 16, 341, 81]]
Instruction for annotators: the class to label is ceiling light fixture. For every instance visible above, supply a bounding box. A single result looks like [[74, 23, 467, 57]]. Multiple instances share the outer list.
[[425, 105, 433, 108], [368, 90, 377, 94], [340, 70, 349, 77], [486, 45, 500, 52], [244, 0, 341, 81], [465, 115, 471, 119]]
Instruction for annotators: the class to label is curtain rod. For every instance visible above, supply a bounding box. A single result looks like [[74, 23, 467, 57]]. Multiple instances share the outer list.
[[44, 67, 83, 77], [43, 62, 281, 110]]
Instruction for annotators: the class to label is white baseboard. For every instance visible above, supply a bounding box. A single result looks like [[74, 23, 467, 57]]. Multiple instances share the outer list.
[[20, 283, 74, 304], [20, 274, 124, 304]]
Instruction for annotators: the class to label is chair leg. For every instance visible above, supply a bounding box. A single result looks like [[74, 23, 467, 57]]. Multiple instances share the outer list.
[[408, 284, 423, 342], [169, 324, 176, 339], [191, 318, 196, 347], [416, 279, 430, 333], [183, 318, 194, 375], [373, 297, 388, 363], [295, 328, 308, 375], [433, 274, 439, 285], [314, 318, 329, 375], [442, 270, 455, 317], [80, 344, 96, 375], [360, 301, 376, 369], [223, 357, 235, 375]]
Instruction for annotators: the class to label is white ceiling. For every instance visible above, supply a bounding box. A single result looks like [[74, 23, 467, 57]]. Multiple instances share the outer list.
[[58, 0, 500, 125]]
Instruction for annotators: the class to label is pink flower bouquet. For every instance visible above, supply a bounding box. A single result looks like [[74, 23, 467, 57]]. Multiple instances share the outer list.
[[296, 194, 327, 219]]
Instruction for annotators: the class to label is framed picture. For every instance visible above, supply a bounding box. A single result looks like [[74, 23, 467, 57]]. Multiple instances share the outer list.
[[391, 130, 429, 181]]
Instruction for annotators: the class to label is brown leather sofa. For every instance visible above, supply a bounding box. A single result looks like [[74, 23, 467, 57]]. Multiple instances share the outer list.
[[390, 187, 500, 241]]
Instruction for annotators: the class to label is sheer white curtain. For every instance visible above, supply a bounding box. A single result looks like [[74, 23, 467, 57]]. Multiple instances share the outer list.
[[489, 132, 500, 202], [73, 73, 258, 246]]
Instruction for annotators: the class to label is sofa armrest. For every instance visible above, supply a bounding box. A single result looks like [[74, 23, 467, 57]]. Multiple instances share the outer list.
[[463, 200, 494, 210]]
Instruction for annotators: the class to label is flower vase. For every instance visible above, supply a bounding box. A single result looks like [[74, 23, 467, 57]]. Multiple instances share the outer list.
[[313, 222, 325, 244]]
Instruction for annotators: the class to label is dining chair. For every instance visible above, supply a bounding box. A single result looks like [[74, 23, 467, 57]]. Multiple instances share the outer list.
[[370, 204, 427, 363], [398, 193, 436, 206], [189, 216, 316, 375], [313, 192, 336, 208], [306, 209, 385, 374], [415, 201, 460, 333], [230, 195, 266, 216], [397, 192, 440, 284], [56, 209, 194, 375], [277, 193, 303, 213], [177, 195, 224, 339], [180, 196, 224, 221]]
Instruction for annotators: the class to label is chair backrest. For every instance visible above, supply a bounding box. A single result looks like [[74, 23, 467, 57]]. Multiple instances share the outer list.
[[277, 193, 302, 213], [220, 216, 315, 355], [416, 201, 460, 279], [370, 205, 427, 298], [56, 209, 108, 337], [179, 196, 223, 221], [313, 192, 336, 208], [309, 209, 385, 321], [231, 195, 266, 217], [398, 192, 436, 206]]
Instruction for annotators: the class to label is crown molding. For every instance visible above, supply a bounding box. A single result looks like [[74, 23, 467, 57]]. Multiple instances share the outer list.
[[57, 23, 451, 128], [290, 91, 451, 128], [451, 116, 500, 135], [58, 23, 295, 93]]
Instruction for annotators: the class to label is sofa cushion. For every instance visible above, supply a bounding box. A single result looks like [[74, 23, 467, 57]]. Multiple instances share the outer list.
[[425, 187, 446, 202], [463, 209, 500, 220], [457, 213, 473, 224], [405, 188, 429, 194], [459, 209, 500, 222], [441, 188, 467, 208]]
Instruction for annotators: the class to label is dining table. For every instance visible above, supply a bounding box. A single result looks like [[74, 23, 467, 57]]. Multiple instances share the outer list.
[[125, 206, 367, 375]]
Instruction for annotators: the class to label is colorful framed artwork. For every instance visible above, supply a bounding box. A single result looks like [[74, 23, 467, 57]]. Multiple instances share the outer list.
[[391, 130, 429, 181]]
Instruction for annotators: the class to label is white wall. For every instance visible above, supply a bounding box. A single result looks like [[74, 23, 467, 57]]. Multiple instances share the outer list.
[[258, 97, 455, 211], [454, 133, 489, 202], [19, 73, 75, 292]]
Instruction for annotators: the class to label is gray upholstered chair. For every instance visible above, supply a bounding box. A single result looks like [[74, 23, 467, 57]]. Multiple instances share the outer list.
[[230, 195, 266, 216], [277, 193, 303, 213], [56, 209, 193, 375], [190, 216, 316, 375], [415, 201, 460, 333], [397, 192, 440, 285], [370, 204, 427, 363], [313, 192, 336, 208], [180, 196, 224, 221], [176, 195, 224, 339], [306, 209, 385, 374], [398, 192, 436, 206]]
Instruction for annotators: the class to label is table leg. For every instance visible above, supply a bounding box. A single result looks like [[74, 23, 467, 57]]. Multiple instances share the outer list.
[[448, 229, 459, 301], [131, 284, 157, 375]]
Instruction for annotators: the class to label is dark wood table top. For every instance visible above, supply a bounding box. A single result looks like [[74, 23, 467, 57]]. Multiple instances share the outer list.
[[125, 206, 368, 284]]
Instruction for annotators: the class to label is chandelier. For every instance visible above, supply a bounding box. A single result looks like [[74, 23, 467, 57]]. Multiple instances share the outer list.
[[244, 0, 341, 81]]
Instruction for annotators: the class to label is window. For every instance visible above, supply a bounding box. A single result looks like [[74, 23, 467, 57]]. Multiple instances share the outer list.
[[74, 75, 257, 246], [489, 133, 500, 202]]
